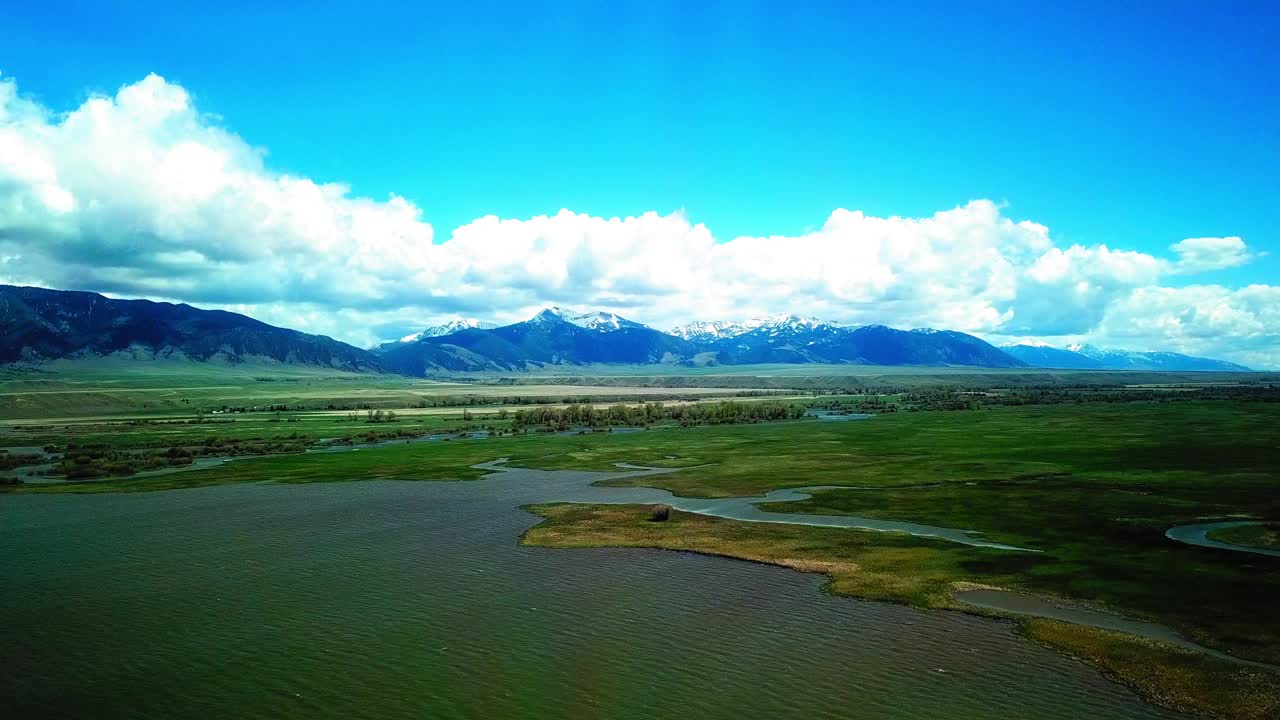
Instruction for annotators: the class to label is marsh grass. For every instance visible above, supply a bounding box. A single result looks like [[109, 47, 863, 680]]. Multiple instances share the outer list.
[[1208, 523, 1280, 551], [1023, 620, 1280, 720], [519, 504, 1002, 609]]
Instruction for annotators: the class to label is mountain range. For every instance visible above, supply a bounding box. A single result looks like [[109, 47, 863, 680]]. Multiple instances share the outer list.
[[377, 307, 695, 374], [1001, 342, 1252, 372], [0, 284, 1254, 374]]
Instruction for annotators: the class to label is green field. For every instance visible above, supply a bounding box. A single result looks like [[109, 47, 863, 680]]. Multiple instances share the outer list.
[[458, 362, 1276, 388], [0, 360, 781, 421]]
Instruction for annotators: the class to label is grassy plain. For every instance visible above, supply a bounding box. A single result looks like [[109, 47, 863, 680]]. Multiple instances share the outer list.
[[0, 359, 771, 421], [468, 363, 1276, 389]]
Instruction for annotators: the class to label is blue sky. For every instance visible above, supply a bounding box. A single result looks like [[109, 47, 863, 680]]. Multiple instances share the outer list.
[[0, 1, 1278, 365], [6, 2, 1277, 265]]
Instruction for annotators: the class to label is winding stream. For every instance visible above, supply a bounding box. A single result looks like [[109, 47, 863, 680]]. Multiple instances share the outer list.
[[955, 589, 1280, 672], [484, 460, 1035, 551], [1165, 520, 1280, 558]]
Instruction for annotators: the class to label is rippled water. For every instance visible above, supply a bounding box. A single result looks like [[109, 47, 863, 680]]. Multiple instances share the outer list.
[[1, 467, 1183, 719]]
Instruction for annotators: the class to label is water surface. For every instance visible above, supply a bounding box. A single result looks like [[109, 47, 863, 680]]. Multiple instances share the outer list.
[[1, 466, 1183, 719], [1165, 521, 1280, 558]]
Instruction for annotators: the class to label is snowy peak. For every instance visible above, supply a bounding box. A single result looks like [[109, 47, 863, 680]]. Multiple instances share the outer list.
[[670, 319, 751, 342], [753, 313, 837, 334], [533, 307, 648, 332], [672, 314, 840, 341], [403, 319, 495, 342]]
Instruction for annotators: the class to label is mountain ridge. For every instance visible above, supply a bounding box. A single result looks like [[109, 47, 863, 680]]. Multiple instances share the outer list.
[[0, 284, 383, 372], [1002, 342, 1250, 372], [381, 308, 1026, 374], [0, 285, 1254, 375]]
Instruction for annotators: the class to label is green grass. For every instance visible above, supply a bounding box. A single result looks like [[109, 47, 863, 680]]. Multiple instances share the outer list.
[[517, 400, 1279, 496], [1023, 620, 1279, 720], [0, 412, 469, 451], [520, 503, 1005, 608], [761, 474, 1280, 663], [1208, 523, 1280, 550], [0, 359, 768, 420]]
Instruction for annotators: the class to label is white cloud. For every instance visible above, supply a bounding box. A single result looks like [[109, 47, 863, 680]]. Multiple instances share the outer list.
[[1170, 236, 1256, 273], [1088, 284, 1280, 369], [0, 73, 1274, 367], [0, 73, 441, 311]]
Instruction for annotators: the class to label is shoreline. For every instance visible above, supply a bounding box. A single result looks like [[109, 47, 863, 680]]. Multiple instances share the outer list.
[[519, 501, 1280, 720]]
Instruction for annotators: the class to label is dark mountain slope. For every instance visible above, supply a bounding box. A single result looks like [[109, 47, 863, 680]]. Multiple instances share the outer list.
[[822, 326, 1024, 367], [1001, 344, 1105, 369], [0, 285, 381, 371], [710, 322, 1024, 368]]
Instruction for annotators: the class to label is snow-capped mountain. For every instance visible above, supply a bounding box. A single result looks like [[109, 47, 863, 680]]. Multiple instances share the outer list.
[[753, 313, 841, 335], [698, 317, 1021, 367], [374, 319, 496, 352], [1064, 343, 1250, 371], [400, 319, 495, 343], [535, 307, 649, 332], [671, 314, 838, 341], [6, 283, 1257, 376], [379, 306, 694, 374], [670, 319, 754, 342], [1003, 342, 1251, 371], [1000, 342, 1103, 369]]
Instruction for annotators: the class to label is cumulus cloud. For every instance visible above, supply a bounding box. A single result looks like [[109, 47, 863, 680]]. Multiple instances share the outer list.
[[1170, 236, 1257, 273], [0, 73, 441, 312], [0, 73, 1274, 367], [1088, 284, 1280, 369]]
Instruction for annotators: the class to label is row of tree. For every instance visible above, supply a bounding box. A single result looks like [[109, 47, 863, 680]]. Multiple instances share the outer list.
[[510, 400, 806, 430]]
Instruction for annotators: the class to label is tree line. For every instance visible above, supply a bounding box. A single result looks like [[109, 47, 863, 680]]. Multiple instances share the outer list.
[[511, 400, 806, 430]]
